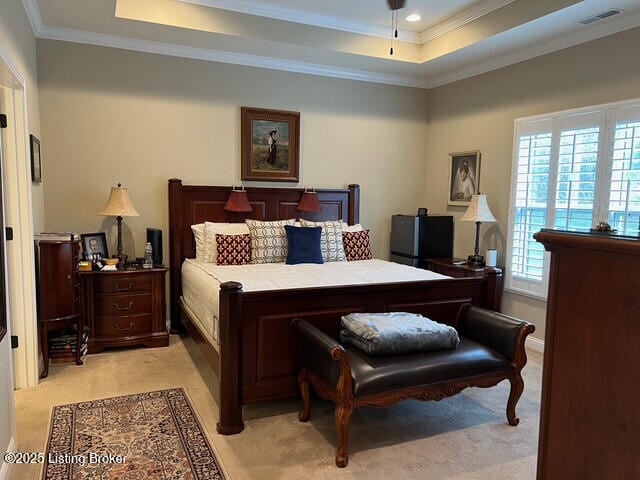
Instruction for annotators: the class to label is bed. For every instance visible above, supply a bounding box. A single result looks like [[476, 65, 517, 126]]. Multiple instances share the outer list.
[[168, 179, 503, 435]]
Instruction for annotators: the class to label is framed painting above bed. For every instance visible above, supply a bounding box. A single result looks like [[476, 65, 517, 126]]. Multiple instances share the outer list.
[[241, 107, 300, 182]]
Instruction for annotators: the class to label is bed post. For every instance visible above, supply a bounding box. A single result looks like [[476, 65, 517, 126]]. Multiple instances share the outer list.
[[484, 268, 504, 312], [168, 178, 183, 333], [348, 184, 360, 225], [217, 281, 245, 435]]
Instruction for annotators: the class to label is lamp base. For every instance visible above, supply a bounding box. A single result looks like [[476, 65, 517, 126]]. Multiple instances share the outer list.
[[467, 254, 485, 267], [115, 253, 128, 269]]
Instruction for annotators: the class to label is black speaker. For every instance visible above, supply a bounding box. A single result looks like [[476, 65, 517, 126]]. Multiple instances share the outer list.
[[146, 228, 163, 267]]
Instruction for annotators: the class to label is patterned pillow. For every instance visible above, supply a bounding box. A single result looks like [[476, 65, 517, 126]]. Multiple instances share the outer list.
[[341, 223, 364, 233], [205, 222, 250, 263], [246, 219, 295, 264], [343, 230, 373, 261], [300, 219, 346, 262], [216, 234, 251, 265]]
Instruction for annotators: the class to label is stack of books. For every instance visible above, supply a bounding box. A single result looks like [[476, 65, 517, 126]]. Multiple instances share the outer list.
[[35, 232, 80, 242], [49, 326, 89, 363]]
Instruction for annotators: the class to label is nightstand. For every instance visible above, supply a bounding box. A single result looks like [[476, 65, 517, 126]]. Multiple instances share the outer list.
[[80, 267, 169, 353], [425, 257, 504, 311]]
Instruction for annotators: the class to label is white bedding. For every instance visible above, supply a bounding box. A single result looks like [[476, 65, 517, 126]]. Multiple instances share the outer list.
[[181, 258, 451, 346]]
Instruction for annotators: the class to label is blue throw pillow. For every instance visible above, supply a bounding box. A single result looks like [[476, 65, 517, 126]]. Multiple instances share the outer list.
[[285, 225, 323, 265]]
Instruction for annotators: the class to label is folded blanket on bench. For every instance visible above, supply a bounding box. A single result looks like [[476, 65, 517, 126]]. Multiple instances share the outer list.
[[339, 312, 460, 355]]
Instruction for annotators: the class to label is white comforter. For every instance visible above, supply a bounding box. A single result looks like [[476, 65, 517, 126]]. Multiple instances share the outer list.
[[181, 258, 451, 346]]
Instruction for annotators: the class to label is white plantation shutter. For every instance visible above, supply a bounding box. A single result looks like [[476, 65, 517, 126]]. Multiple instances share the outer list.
[[508, 131, 551, 295], [507, 100, 640, 299], [608, 108, 640, 236], [554, 126, 600, 230]]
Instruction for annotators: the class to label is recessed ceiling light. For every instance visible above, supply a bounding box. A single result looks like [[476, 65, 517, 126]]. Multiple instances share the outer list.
[[406, 13, 421, 22]]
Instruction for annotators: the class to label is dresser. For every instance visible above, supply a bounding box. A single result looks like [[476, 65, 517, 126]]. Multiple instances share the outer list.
[[80, 267, 169, 353], [534, 229, 640, 479], [35, 238, 82, 378], [425, 257, 504, 311]]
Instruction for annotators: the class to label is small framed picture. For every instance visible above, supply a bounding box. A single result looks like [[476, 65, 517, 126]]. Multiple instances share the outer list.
[[448, 151, 481, 206], [241, 106, 300, 182], [81, 232, 108, 259], [30, 134, 42, 183]]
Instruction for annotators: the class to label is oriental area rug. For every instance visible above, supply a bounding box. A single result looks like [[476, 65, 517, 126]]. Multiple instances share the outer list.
[[42, 388, 225, 480]]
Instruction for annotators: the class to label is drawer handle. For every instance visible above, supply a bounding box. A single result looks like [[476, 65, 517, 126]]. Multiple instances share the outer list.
[[113, 283, 134, 292], [114, 322, 135, 331], [113, 301, 134, 311]]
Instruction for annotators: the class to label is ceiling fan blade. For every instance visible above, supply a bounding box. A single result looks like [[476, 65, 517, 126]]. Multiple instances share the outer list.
[[387, 0, 406, 11]]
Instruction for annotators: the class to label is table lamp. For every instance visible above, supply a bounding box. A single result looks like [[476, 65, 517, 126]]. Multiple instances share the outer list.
[[461, 194, 496, 266], [98, 183, 139, 265]]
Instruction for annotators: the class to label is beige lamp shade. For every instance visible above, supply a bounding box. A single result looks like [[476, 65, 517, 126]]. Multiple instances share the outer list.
[[461, 194, 496, 223], [98, 183, 140, 217]]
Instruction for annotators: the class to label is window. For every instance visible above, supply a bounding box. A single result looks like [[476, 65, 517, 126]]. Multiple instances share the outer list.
[[507, 100, 640, 299]]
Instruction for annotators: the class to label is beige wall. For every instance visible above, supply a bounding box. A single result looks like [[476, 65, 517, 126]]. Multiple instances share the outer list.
[[425, 27, 640, 339], [37, 40, 429, 285]]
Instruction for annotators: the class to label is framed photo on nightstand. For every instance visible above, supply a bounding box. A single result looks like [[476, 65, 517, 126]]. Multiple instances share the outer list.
[[81, 232, 108, 260]]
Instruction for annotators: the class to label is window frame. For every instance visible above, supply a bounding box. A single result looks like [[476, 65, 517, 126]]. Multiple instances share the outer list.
[[506, 98, 640, 300]]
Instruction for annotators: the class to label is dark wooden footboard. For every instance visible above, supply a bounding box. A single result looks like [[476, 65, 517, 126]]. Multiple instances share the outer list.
[[216, 273, 502, 434]]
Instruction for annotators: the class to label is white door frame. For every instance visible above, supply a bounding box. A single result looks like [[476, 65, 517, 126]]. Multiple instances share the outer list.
[[0, 42, 40, 390]]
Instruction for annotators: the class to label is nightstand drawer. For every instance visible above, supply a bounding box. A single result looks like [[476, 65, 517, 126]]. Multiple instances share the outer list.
[[94, 293, 152, 316], [94, 314, 152, 337], [94, 275, 152, 294]]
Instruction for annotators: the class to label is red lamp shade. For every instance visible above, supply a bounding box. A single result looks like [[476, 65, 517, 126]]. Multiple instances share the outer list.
[[297, 191, 322, 212], [224, 189, 253, 212]]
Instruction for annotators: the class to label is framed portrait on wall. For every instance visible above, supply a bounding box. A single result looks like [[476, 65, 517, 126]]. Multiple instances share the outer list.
[[448, 151, 481, 206], [241, 107, 300, 182], [30, 134, 42, 183]]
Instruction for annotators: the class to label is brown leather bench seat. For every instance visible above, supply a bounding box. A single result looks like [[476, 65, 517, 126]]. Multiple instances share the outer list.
[[345, 337, 512, 397], [293, 304, 535, 467]]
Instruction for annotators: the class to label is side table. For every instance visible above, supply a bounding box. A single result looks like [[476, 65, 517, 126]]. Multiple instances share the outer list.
[[80, 267, 169, 353], [425, 257, 504, 311]]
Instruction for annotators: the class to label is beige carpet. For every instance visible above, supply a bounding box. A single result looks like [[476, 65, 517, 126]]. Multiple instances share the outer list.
[[13, 335, 542, 479]]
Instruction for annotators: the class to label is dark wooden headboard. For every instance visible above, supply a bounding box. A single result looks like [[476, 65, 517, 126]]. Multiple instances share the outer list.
[[167, 178, 360, 326]]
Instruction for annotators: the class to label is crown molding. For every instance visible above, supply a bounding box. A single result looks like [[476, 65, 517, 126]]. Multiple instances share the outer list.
[[21, 0, 44, 35], [178, 0, 516, 46], [420, 0, 516, 43], [177, 0, 422, 44], [36, 25, 430, 89], [426, 9, 640, 88]]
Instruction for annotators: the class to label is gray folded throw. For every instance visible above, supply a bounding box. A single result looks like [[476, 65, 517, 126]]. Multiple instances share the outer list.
[[340, 312, 460, 355]]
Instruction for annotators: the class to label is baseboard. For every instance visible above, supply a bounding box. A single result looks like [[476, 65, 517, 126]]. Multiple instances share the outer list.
[[0, 436, 16, 480], [526, 335, 545, 354]]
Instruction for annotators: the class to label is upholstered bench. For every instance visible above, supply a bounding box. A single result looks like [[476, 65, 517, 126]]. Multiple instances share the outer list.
[[292, 304, 535, 467]]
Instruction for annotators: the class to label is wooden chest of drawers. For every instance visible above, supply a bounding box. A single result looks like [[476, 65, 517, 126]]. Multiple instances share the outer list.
[[81, 267, 169, 353]]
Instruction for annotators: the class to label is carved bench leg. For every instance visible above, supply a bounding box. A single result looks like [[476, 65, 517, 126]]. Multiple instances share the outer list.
[[298, 368, 311, 422], [335, 404, 354, 468], [507, 373, 524, 426]]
